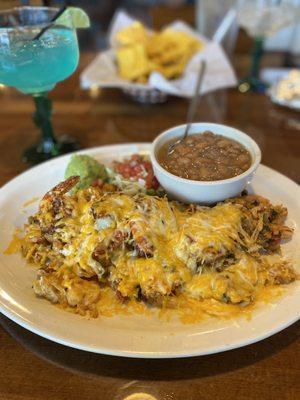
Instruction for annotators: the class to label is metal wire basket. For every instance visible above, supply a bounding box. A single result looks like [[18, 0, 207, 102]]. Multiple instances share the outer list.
[[122, 87, 168, 104]]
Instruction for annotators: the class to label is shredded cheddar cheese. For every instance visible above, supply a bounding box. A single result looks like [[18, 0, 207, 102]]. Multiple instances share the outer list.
[[9, 175, 296, 322]]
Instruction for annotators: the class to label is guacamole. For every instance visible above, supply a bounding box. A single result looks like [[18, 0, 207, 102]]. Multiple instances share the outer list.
[[65, 154, 107, 192]]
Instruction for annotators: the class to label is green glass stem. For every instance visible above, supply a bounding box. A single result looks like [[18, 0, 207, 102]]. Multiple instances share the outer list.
[[238, 36, 266, 93], [33, 92, 59, 155], [250, 36, 264, 80], [23, 93, 80, 165]]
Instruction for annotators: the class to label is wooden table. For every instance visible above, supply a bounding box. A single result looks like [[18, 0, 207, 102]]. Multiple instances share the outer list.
[[0, 51, 299, 400]]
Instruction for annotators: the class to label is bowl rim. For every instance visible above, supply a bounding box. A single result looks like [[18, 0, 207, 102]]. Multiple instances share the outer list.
[[150, 122, 262, 186]]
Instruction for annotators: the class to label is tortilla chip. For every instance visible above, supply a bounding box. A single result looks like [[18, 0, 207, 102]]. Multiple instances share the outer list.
[[116, 22, 149, 46], [116, 44, 150, 80], [115, 23, 204, 82]]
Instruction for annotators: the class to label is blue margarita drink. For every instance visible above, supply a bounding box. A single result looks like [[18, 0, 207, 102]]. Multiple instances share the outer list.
[[0, 27, 79, 94], [0, 6, 89, 164]]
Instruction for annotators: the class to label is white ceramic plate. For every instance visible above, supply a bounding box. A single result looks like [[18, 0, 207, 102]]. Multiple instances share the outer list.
[[0, 143, 299, 358]]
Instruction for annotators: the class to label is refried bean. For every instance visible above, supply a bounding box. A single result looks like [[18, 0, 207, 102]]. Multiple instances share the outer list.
[[157, 131, 252, 181]]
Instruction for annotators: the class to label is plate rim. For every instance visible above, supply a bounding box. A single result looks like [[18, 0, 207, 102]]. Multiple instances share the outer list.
[[1, 142, 299, 194], [0, 143, 299, 358], [0, 300, 299, 359]]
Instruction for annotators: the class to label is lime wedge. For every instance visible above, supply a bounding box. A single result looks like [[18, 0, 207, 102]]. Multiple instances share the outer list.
[[56, 7, 90, 29]]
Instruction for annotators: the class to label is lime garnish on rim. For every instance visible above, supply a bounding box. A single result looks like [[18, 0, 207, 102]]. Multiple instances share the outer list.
[[56, 7, 90, 29]]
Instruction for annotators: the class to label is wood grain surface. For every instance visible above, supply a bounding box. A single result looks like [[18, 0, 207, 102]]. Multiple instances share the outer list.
[[0, 27, 299, 400]]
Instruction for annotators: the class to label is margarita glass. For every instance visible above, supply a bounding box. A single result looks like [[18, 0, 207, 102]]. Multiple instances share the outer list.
[[237, 0, 299, 93], [0, 7, 82, 164]]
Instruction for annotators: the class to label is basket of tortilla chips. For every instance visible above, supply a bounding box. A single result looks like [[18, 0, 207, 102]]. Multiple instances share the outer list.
[[115, 21, 203, 82], [81, 11, 237, 103], [114, 19, 204, 103]]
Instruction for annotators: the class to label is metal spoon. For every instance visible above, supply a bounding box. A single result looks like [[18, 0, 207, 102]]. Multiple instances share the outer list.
[[168, 59, 206, 155]]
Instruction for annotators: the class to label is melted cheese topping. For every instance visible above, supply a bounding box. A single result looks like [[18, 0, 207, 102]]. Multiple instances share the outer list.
[[4, 230, 23, 255], [22, 197, 40, 208], [10, 188, 296, 322]]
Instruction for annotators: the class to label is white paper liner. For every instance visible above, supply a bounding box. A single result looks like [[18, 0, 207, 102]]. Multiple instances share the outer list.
[[81, 10, 237, 98]]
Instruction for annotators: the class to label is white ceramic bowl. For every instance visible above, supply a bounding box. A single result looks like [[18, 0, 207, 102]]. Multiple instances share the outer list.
[[150, 122, 261, 204]]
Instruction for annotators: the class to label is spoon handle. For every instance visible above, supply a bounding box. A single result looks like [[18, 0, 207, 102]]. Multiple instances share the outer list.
[[182, 60, 207, 140]]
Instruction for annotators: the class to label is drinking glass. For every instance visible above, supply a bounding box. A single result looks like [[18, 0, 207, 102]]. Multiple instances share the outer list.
[[195, 0, 239, 57], [237, 0, 299, 93], [0, 7, 80, 164]]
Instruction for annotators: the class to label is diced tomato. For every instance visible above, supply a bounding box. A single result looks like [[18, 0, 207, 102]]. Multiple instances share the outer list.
[[152, 176, 159, 190], [114, 154, 159, 191], [144, 161, 152, 171], [92, 179, 104, 188], [131, 154, 141, 161]]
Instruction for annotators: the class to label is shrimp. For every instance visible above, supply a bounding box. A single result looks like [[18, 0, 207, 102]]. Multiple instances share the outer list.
[[39, 176, 79, 214], [42, 176, 79, 202], [130, 222, 154, 257]]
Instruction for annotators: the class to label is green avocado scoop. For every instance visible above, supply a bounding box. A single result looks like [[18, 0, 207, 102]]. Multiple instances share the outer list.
[[65, 154, 107, 192]]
